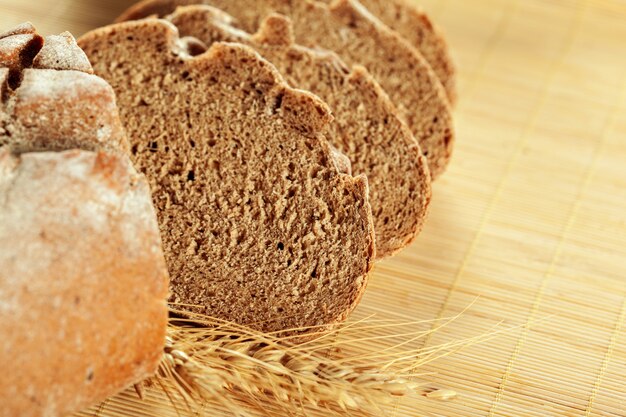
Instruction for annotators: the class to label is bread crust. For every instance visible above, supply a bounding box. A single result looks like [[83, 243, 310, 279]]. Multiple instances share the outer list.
[[354, 0, 456, 105], [0, 149, 169, 417], [0, 25, 129, 154], [115, 0, 454, 178]]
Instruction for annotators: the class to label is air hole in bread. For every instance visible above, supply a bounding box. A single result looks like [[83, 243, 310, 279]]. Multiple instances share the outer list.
[[272, 91, 284, 114], [185, 40, 207, 57], [277, 242, 284, 251]]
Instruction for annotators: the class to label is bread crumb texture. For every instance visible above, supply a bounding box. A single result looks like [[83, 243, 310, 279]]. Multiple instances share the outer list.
[[116, 0, 454, 178], [79, 19, 375, 335], [166, 5, 431, 257]]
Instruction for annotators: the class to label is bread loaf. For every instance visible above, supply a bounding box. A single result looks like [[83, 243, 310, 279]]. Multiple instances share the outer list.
[[79, 19, 375, 335], [0, 24, 169, 417], [166, 5, 431, 258], [115, 0, 454, 178]]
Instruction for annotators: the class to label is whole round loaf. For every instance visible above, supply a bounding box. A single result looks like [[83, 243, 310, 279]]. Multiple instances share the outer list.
[[0, 24, 170, 417]]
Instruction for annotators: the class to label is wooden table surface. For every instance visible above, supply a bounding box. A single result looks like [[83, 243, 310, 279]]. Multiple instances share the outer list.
[[1, 0, 626, 416]]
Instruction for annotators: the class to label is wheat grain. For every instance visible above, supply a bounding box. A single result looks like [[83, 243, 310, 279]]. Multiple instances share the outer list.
[[83, 307, 518, 416]]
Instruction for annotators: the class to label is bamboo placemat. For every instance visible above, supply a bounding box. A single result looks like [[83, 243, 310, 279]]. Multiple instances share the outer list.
[[1, 0, 625, 415]]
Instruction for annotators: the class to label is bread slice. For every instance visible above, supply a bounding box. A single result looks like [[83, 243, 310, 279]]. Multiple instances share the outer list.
[[0, 149, 169, 417], [165, 6, 430, 258], [78, 19, 375, 334], [0, 24, 129, 154], [356, 0, 456, 105], [116, 0, 454, 178]]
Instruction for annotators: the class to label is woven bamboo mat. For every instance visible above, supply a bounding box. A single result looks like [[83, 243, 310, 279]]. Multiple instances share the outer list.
[[2, 0, 625, 415]]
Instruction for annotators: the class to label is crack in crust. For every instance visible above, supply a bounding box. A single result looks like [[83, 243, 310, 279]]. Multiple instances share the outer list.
[[0, 24, 129, 154]]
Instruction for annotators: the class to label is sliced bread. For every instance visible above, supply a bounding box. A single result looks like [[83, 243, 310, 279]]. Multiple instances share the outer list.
[[78, 20, 375, 334], [355, 0, 456, 104], [166, 5, 431, 258], [116, 0, 454, 178]]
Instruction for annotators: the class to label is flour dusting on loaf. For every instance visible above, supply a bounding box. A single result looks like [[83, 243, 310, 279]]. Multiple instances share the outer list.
[[0, 23, 169, 417], [0, 149, 169, 417], [0, 24, 128, 153]]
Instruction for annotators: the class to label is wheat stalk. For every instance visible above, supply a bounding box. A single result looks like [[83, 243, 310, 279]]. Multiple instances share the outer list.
[[79, 304, 519, 417], [125, 308, 479, 417], [153, 327, 420, 414]]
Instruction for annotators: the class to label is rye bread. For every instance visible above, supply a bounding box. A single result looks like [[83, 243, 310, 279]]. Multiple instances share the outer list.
[[166, 5, 431, 258], [78, 20, 375, 334], [0, 149, 168, 417], [356, 0, 456, 105], [0, 25, 169, 416], [0, 24, 129, 154], [116, 0, 454, 178]]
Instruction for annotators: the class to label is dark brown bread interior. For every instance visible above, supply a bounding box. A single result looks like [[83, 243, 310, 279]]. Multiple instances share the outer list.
[[166, 6, 431, 258], [116, 0, 454, 178], [78, 20, 375, 334]]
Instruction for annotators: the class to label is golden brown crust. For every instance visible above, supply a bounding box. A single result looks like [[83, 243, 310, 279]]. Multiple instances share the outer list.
[[0, 149, 169, 417], [32, 32, 94, 73], [0, 24, 169, 417]]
